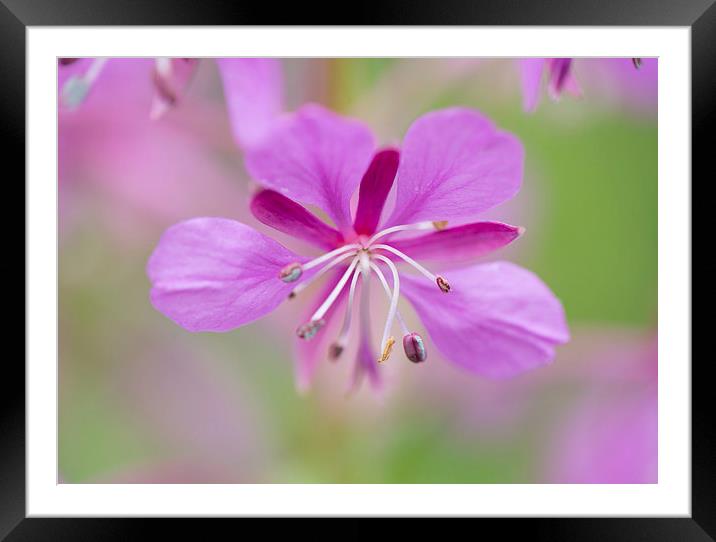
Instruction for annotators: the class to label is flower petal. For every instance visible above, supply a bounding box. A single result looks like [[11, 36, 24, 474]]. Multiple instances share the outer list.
[[400, 261, 569, 378], [250, 189, 344, 250], [244, 103, 376, 234], [520, 58, 545, 112], [546, 58, 582, 101], [353, 148, 400, 235], [385, 108, 524, 227], [148, 218, 306, 332], [216, 58, 283, 149], [389, 221, 522, 264]]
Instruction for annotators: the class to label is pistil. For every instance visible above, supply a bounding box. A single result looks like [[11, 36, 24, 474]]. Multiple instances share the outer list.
[[372, 254, 401, 362]]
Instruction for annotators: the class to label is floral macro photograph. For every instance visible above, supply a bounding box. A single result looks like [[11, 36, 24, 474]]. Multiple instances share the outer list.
[[58, 57, 657, 485]]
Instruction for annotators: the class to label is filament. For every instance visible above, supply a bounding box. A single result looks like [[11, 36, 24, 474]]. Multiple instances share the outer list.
[[289, 251, 358, 298], [369, 262, 409, 335], [365, 222, 434, 246], [303, 244, 361, 271], [372, 254, 400, 360], [84, 58, 109, 86], [310, 256, 360, 321], [370, 244, 438, 282], [335, 267, 363, 346]]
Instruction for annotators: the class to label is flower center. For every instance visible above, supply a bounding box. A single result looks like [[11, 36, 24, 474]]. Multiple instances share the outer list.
[[281, 221, 450, 364]]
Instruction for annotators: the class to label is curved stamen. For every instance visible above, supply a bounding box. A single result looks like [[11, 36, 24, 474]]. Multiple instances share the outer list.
[[309, 256, 360, 322], [330, 267, 363, 359], [288, 251, 358, 298], [370, 244, 450, 294], [303, 244, 361, 271], [372, 254, 400, 362], [365, 222, 435, 246], [369, 262, 409, 335]]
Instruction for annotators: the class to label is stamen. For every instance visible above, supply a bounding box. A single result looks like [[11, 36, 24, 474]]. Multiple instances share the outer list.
[[61, 57, 108, 110], [432, 220, 448, 230], [278, 262, 303, 283], [309, 256, 360, 322], [378, 336, 396, 363], [288, 251, 358, 298], [369, 262, 409, 335], [403, 332, 427, 363], [366, 222, 435, 246], [372, 254, 401, 362], [296, 319, 325, 340], [155, 57, 172, 78], [303, 244, 361, 271], [328, 343, 344, 360], [330, 267, 363, 360], [371, 244, 446, 289], [436, 276, 451, 293], [632, 58, 642, 69]]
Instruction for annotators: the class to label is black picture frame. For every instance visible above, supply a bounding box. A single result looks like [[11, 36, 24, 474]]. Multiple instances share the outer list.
[[3, 0, 706, 537]]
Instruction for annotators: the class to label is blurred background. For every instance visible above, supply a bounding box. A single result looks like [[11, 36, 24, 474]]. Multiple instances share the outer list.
[[58, 58, 657, 484]]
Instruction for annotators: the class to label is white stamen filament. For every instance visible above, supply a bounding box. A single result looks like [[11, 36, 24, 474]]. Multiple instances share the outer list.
[[372, 254, 401, 357], [84, 58, 109, 86], [369, 262, 410, 335], [335, 265, 363, 346], [290, 251, 358, 298], [365, 222, 434, 247], [370, 244, 438, 282], [303, 244, 361, 271], [310, 256, 360, 322], [155, 57, 172, 77]]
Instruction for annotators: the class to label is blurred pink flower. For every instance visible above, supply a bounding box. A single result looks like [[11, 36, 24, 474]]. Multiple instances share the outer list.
[[520, 58, 581, 112], [546, 336, 657, 483], [520, 58, 656, 114], [147, 104, 569, 392], [58, 59, 281, 243], [60, 57, 282, 135]]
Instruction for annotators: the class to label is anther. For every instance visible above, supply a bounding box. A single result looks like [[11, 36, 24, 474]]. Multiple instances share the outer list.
[[432, 221, 448, 231], [60, 58, 108, 110], [436, 276, 451, 293], [378, 336, 396, 363], [403, 332, 427, 363], [279, 262, 303, 283], [61, 77, 91, 110], [296, 319, 325, 340], [329, 342, 344, 361]]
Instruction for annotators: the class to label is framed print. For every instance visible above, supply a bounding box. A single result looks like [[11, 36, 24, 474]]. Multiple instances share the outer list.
[[4, 0, 708, 537]]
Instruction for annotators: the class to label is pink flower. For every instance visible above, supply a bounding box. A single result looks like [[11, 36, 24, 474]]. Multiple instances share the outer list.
[[59, 57, 282, 146], [520, 58, 582, 112], [147, 104, 570, 391], [520, 58, 653, 113]]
